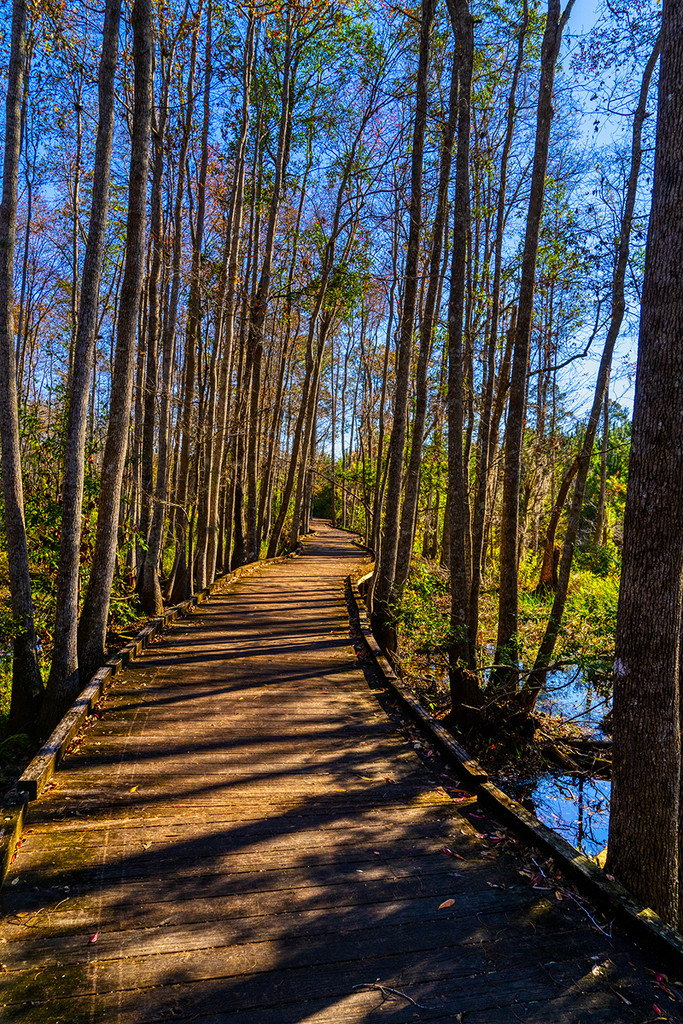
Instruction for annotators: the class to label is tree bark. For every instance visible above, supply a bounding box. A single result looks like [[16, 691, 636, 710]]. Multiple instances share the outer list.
[[394, 42, 459, 598], [0, 0, 43, 734], [77, 0, 154, 684], [370, 0, 436, 650], [607, 7, 681, 926], [42, 0, 121, 728], [445, 0, 478, 723], [494, 0, 575, 676], [469, 1, 528, 659], [521, 29, 661, 712]]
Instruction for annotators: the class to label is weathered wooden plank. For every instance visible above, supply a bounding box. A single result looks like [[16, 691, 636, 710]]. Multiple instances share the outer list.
[[1, 927, 609, 1005], [1, 884, 568, 943]]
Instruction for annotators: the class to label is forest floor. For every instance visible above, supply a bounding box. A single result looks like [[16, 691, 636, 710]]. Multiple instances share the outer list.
[[0, 521, 680, 1023]]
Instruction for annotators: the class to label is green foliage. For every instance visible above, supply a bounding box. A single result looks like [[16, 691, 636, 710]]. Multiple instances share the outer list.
[[311, 480, 335, 519], [515, 555, 620, 672], [395, 560, 450, 658]]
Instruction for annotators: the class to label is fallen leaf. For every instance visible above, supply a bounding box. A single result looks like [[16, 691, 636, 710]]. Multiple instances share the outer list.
[[89, 933, 98, 943], [141, 842, 151, 850], [469, 811, 485, 819], [442, 846, 464, 860], [487, 882, 505, 889], [129, 786, 138, 793], [653, 1005, 662, 1017], [438, 899, 455, 909]]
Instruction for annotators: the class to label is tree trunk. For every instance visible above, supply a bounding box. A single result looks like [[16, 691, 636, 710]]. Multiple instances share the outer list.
[[607, 7, 681, 927], [521, 29, 661, 712], [445, 0, 478, 724], [170, 3, 205, 602], [42, 0, 121, 729], [205, 13, 256, 584], [592, 373, 609, 545], [245, 17, 294, 560], [77, 0, 154, 683], [136, 25, 177, 553], [0, 0, 43, 734], [139, 4, 203, 613], [534, 454, 579, 594], [394, 41, 459, 598], [370, 0, 436, 650], [494, 0, 575, 676], [469, 1, 528, 658]]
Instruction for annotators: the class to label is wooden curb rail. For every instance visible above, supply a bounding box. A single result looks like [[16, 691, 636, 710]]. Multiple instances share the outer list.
[[0, 553, 292, 886], [348, 574, 683, 968]]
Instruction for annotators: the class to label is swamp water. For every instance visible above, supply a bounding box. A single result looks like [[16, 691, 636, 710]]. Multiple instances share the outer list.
[[505, 668, 612, 858]]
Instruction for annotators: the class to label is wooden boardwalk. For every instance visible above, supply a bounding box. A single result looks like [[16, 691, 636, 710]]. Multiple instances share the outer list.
[[1, 522, 679, 1023]]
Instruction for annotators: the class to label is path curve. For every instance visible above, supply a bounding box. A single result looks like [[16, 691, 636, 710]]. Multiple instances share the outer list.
[[0, 522, 674, 1022]]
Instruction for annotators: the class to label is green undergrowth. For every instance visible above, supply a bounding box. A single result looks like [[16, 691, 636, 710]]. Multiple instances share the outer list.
[[395, 546, 620, 716]]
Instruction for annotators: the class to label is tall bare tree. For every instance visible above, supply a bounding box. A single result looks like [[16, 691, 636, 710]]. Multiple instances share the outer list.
[[43, 0, 122, 725], [494, 0, 575, 677], [0, 0, 43, 733], [77, 0, 154, 688]]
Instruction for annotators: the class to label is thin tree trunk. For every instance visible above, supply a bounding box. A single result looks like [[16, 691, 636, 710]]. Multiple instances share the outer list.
[[469, 1, 528, 658], [371, 187, 399, 557], [169, 3, 205, 602], [445, 0, 478, 723], [139, 5, 204, 612], [394, 44, 459, 598], [0, 0, 43, 734], [77, 0, 154, 683], [592, 372, 609, 545], [534, 454, 579, 594], [245, 16, 294, 559], [205, 13, 256, 583], [521, 29, 661, 712], [41, 0, 121, 729], [494, 0, 575, 676], [370, 0, 436, 649]]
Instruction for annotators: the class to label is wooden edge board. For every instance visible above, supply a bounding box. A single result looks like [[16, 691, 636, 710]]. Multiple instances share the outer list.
[[478, 781, 683, 963], [349, 579, 487, 784], [0, 786, 29, 885], [347, 574, 683, 967], [17, 666, 112, 800]]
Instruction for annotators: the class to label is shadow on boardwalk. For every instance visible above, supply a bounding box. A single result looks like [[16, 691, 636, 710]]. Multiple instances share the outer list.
[[1, 522, 680, 1023]]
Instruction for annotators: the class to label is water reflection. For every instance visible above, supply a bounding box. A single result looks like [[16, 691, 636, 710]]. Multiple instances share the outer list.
[[537, 666, 611, 739], [523, 774, 610, 858], [509, 666, 613, 858]]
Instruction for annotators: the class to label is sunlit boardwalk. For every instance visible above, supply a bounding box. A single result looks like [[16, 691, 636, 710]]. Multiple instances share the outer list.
[[0, 522, 673, 1023]]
